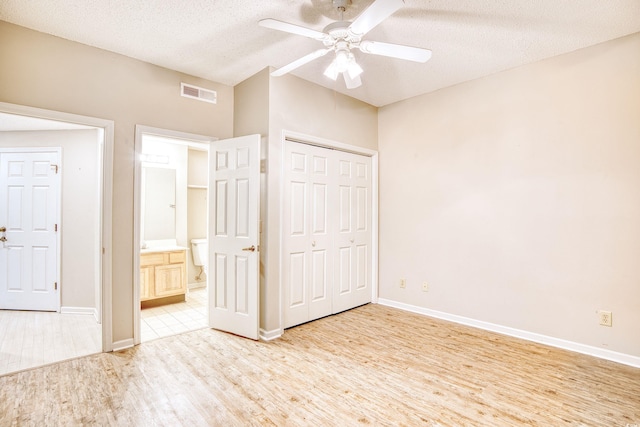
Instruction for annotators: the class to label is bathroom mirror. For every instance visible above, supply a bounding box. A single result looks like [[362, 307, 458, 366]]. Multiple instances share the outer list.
[[142, 167, 176, 242]]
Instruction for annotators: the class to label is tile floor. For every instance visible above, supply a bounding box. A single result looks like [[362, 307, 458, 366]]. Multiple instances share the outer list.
[[140, 287, 208, 342], [0, 289, 207, 376], [0, 310, 102, 376]]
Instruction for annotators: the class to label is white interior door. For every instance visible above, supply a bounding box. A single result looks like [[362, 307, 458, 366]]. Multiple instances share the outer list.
[[282, 142, 372, 328], [208, 135, 260, 340], [0, 148, 61, 311], [283, 142, 333, 328], [333, 151, 372, 313]]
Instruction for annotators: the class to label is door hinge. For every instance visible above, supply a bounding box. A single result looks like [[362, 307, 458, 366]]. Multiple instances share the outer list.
[[51, 164, 59, 174], [54, 282, 58, 290], [55, 224, 58, 232]]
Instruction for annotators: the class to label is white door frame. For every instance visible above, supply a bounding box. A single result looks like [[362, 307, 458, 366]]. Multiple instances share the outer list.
[[0, 101, 115, 352], [280, 130, 379, 332], [133, 125, 215, 345]]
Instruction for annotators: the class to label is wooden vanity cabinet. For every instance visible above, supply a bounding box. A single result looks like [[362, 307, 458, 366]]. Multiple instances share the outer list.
[[140, 250, 186, 307]]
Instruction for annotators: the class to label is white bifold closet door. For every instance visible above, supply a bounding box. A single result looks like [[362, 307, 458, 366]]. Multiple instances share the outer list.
[[283, 141, 372, 329]]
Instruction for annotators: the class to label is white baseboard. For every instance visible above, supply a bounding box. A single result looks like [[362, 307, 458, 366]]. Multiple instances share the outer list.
[[60, 306, 97, 316], [112, 338, 134, 352], [259, 328, 282, 341], [188, 282, 206, 291], [377, 298, 640, 369]]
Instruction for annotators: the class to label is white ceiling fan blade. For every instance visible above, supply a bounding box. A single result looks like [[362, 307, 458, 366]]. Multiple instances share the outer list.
[[271, 48, 331, 77], [343, 72, 362, 89], [259, 18, 327, 41], [349, 0, 404, 36], [359, 40, 432, 63]]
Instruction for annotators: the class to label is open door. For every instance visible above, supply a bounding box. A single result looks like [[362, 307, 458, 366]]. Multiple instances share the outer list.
[[208, 135, 260, 340]]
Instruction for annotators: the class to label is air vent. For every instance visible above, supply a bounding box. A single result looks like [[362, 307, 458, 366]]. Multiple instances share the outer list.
[[180, 83, 217, 104]]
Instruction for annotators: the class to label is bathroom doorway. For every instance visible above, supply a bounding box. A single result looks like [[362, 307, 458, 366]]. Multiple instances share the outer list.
[[133, 126, 213, 344]]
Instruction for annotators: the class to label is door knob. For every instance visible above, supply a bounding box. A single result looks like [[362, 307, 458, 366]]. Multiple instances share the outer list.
[[0, 236, 6, 242], [0, 227, 5, 232], [242, 245, 256, 252]]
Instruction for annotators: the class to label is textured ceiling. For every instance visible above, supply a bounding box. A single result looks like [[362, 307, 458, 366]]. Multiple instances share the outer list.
[[1, 0, 639, 107]]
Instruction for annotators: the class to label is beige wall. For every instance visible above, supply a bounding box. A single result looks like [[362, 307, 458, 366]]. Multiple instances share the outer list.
[[234, 68, 378, 333], [187, 148, 208, 286], [378, 33, 640, 357], [0, 129, 101, 311], [0, 21, 234, 343]]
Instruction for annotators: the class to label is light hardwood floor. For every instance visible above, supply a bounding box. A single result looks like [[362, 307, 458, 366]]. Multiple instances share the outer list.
[[0, 309, 101, 376], [1, 304, 638, 426]]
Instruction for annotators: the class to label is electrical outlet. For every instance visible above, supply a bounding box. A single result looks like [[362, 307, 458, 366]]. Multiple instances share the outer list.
[[598, 310, 612, 327], [422, 282, 429, 292], [399, 278, 406, 289]]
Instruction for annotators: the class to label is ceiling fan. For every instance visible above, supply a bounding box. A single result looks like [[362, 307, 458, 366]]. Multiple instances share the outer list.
[[259, 0, 432, 89]]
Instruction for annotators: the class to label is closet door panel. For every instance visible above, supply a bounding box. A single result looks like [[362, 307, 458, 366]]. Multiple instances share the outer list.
[[288, 252, 306, 307], [283, 146, 311, 327], [308, 149, 333, 321], [333, 152, 372, 313], [284, 141, 372, 327]]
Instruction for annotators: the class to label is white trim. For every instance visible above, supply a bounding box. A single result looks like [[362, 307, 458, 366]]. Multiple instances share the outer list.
[[370, 153, 379, 304], [283, 130, 378, 157], [133, 125, 216, 346], [259, 328, 283, 341], [188, 282, 207, 290], [377, 298, 640, 369], [0, 102, 114, 353], [279, 130, 380, 330], [60, 306, 97, 316], [112, 338, 135, 352]]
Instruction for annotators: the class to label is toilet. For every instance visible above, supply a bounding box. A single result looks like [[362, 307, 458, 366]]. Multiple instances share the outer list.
[[190, 238, 208, 279]]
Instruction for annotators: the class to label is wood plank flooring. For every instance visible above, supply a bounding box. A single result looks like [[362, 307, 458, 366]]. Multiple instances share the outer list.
[[1, 304, 638, 426], [0, 310, 101, 376]]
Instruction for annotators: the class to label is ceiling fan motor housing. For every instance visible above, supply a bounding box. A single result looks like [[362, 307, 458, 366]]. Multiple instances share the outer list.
[[332, 0, 352, 13], [323, 21, 362, 49]]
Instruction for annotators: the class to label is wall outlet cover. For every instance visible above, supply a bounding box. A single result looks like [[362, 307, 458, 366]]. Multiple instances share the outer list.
[[598, 310, 612, 327]]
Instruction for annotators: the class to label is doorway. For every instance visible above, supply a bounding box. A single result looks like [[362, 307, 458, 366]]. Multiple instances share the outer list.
[[133, 126, 213, 344], [0, 102, 114, 375]]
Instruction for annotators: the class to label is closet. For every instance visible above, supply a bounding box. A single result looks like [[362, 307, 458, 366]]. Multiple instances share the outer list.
[[283, 141, 372, 328]]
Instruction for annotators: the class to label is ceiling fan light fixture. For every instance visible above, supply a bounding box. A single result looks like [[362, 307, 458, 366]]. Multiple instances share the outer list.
[[324, 60, 339, 80], [347, 59, 363, 79], [326, 49, 363, 81], [335, 49, 351, 72]]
